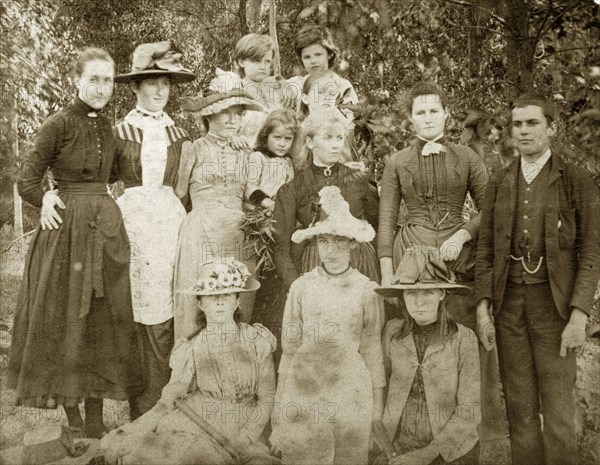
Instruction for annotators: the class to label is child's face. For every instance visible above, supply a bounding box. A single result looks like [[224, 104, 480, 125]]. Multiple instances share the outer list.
[[207, 105, 245, 139], [302, 78, 338, 111], [300, 43, 329, 73], [267, 125, 294, 157], [238, 50, 273, 83], [306, 124, 345, 166]]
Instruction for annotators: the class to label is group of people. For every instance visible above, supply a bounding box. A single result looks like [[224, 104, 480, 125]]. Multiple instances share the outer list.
[[6, 22, 599, 465]]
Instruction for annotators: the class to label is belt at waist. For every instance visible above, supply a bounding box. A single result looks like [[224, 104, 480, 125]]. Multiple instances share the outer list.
[[59, 182, 108, 195]]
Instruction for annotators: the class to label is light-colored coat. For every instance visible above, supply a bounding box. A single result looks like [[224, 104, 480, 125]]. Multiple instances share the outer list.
[[382, 319, 480, 463]]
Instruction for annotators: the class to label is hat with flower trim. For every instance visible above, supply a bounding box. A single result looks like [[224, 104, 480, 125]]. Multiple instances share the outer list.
[[177, 258, 260, 295], [291, 185, 375, 243]]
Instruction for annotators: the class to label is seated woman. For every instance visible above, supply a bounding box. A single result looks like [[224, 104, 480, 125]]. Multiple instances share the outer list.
[[100, 259, 277, 465], [373, 246, 480, 465], [271, 186, 385, 465]]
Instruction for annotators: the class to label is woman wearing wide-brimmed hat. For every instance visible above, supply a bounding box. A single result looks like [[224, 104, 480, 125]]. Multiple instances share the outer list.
[[100, 258, 277, 465], [270, 185, 385, 465], [372, 246, 480, 465], [173, 72, 270, 338], [111, 40, 195, 419]]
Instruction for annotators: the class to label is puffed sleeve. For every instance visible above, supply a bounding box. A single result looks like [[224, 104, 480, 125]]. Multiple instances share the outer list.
[[240, 324, 277, 443], [460, 147, 489, 242], [134, 337, 196, 431], [429, 327, 481, 462], [377, 152, 402, 258], [359, 281, 386, 389], [18, 112, 65, 207], [174, 140, 197, 202]]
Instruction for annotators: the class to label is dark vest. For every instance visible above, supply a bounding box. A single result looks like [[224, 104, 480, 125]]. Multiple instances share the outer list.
[[508, 161, 550, 284]]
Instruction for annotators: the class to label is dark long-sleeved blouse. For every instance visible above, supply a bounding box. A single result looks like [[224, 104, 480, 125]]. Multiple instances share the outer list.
[[273, 162, 379, 289], [378, 140, 488, 258], [18, 99, 115, 207]]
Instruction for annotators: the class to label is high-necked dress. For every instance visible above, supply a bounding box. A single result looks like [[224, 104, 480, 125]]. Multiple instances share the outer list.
[[8, 98, 143, 408], [273, 161, 380, 291], [381, 318, 480, 464], [100, 323, 277, 465], [112, 107, 189, 414], [378, 138, 488, 286], [271, 267, 385, 465], [173, 133, 264, 339]]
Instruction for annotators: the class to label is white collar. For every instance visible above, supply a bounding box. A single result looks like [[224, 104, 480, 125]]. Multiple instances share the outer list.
[[521, 149, 552, 183]]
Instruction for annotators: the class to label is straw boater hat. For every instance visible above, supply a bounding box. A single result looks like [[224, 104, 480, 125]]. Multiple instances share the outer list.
[[180, 68, 263, 116], [291, 186, 375, 243], [0, 426, 100, 465], [178, 258, 260, 296], [115, 40, 196, 83], [375, 246, 471, 298]]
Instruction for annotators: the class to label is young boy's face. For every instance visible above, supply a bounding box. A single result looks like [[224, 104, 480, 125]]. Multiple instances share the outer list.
[[238, 50, 273, 83]]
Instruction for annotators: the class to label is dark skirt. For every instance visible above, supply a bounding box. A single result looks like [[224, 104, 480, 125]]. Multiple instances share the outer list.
[[7, 191, 144, 407], [301, 239, 381, 283]]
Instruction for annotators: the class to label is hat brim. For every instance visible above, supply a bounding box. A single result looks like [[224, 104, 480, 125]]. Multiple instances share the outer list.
[[375, 282, 471, 298], [176, 277, 261, 296], [115, 69, 196, 83], [198, 97, 263, 116], [0, 439, 100, 465], [291, 219, 375, 244]]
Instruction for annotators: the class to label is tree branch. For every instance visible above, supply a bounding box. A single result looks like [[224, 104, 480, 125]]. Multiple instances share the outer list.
[[538, 44, 600, 58], [537, 1, 587, 39], [443, 0, 516, 35]]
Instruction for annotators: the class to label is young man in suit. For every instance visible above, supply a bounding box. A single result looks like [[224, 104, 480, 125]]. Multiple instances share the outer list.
[[475, 94, 599, 465]]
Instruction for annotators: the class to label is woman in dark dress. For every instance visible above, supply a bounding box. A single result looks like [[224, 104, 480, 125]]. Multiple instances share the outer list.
[[8, 47, 143, 438]]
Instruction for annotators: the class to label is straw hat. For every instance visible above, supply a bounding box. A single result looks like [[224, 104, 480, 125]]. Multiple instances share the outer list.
[[177, 258, 260, 296], [180, 68, 264, 116], [375, 246, 471, 297], [291, 186, 375, 243], [0, 426, 100, 465]]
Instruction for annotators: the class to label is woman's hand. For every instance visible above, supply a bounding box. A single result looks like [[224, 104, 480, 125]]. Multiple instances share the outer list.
[[41, 189, 65, 230], [439, 229, 472, 261], [389, 449, 436, 465], [261, 198, 275, 210], [229, 135, 250, 152]]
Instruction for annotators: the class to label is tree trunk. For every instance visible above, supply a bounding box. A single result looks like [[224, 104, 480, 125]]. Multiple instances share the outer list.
[[12, 113, 23, 237], [502, 0, 536, 99], [247, 0, 262, 32], [239, 0, 249, 35], [269, 0, 281, 76], [467, 7, 481, 92]]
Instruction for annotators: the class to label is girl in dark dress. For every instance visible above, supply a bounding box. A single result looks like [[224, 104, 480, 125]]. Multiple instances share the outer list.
[[273, 108, 380, 291], [8, 47, 143, 438]]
